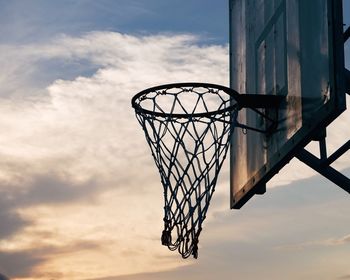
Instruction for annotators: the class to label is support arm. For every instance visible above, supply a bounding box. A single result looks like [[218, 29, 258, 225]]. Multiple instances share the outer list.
[[344, 26, 350, 43], [296, 148, 350, 194], [346, 68, 350, 94], [345, 26, 350, 94]]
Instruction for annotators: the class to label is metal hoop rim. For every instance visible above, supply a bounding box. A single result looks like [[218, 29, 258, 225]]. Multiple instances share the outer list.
[[131, 82, 240, 119]]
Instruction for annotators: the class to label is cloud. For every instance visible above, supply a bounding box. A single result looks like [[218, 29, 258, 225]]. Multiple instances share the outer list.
[[3, 163, 103, 209], [0, 31, 229, 183], [1, 32, 228, 95], [83, 268, 211, 280], [0, 172, 102, 239], [277, 233, 350, 251], [326, 234, 350, 246], [0, 240, 103, 279], [0, 209, 29, 239], [0, 274, 10, 280], [0, 174, 99, 207], [0, 173, 107, 279], [0, 249, 46, 277], [0, 31, 229, 279]]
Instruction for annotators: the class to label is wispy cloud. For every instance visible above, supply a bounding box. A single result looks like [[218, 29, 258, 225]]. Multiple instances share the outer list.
[[275, 233, 350, 251], [327, 234, 350, 245], [0, 274, 9, 280], [0, 31, 229, 180], [0, 239, 103, 278]]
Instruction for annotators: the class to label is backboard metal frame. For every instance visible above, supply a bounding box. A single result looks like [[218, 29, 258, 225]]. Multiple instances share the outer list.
[[230, 0, 346, 209]]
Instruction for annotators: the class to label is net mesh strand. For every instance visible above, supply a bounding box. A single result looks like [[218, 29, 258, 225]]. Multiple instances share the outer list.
[[134, 85, 237, 258]]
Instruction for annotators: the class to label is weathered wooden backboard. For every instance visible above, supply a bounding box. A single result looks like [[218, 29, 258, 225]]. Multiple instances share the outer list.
[[230, 0, 346, 208]]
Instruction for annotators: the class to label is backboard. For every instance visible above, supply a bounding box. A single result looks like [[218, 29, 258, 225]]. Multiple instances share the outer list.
[[230, 0, 346, 208]]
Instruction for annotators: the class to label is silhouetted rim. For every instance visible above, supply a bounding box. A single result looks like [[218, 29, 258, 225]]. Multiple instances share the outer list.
[[131, 82, 240, 118]]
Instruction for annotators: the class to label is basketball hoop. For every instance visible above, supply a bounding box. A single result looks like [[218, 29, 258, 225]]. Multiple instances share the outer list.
[[132, 82, 281, 258]]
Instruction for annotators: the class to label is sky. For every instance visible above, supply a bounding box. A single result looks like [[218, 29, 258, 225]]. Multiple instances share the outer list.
[[0, 1, 349, 280]]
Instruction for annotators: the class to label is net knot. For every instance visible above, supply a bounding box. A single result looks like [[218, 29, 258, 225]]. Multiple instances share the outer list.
[[192, 238, 199, 259], [161, 230, 172, 246]]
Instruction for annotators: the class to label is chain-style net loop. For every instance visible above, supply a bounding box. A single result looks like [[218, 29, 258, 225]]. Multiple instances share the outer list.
[[132, 83, 239, 258]]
